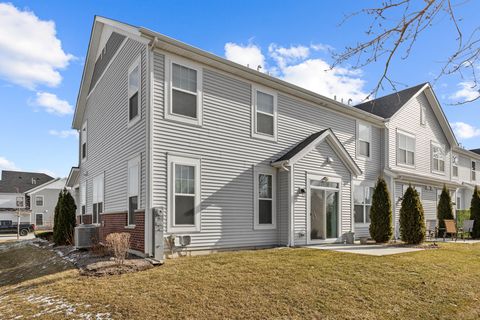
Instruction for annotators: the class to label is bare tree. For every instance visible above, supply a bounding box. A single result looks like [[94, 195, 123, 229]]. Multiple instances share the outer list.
[[334, 0, 479, 103]]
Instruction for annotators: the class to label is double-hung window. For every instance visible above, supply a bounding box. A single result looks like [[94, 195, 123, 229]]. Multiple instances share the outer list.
[[357, 122, 371, 158], [452, 155, 459, 177], [35, 213, 43, 226], [92, 173, 104, 224], [127, 156, 140, 226], [354, 185, 374, 224], [397, 131, 415, 166], [252, 87, 277, 141], [420, 106, 427, 125], [472, 161, 477, 182], [128, 58, 140, 124], [80, 181, 86, 217], [167, 155, 201, 232], [254, 167, 276, 229], [431, 142, 445, 173], [167, 58, 202, 125], [81, 122, 87, 161], [35, 195, 44, 207]]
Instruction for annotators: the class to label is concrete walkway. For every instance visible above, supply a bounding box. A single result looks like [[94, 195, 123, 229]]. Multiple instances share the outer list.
[[0, 232, 35, 243], [426, 238, 480, 244], [306, 243, 424, 256]]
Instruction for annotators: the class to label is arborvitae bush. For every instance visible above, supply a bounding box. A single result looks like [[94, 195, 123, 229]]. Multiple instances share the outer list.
[[470, 186, 480, 239], [369, 177, 393, 243], [53, 188, 77, 245], [437, 185, 454, 237], [399, 185, 426, 244]]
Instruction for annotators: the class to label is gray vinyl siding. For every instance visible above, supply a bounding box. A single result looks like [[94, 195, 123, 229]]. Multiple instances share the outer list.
[[355, 123, 383, 181], [293, 142, 352, 245], [151, 51, 363, 250], [80, 38, 147, 215], [388, 92, 451, 180], [30, 189, 61, 228], [277, 170, 289, 245], [455, 154, 472, 183]]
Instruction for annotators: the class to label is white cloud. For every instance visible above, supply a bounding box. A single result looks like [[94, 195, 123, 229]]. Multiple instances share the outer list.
[[224, 42, 265, 71], [31, 92, 73, 115], [451, 122, 480, 139], [0, 156, 19, 171], [49, 129, 78, 138], [0, 3, 74, 89], [225, 41, 367, 104], [450, 82, 480, 102]]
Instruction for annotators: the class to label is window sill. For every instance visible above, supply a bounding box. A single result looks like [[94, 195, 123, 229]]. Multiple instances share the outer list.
[[251, 132, 277, 143], [125, 225, 136, 229], [167, 225, 201, 233], [127, 115, 141, 128], [356, 154, 371, 161], [165, 113, 202, 127], [253, 224, 277, 230], [354, 222, 371, 227], [431, 170, 446, 176], [397, 163, 415, 169]]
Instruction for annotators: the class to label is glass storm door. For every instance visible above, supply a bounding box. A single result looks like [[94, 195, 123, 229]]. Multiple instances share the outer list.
[[309, 178, 340, 241]]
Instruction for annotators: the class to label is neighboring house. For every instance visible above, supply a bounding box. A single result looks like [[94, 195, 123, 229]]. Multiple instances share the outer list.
[[68, 16, 480, 259], [0, 171, 54, 224], [26, 178, 67, 230]]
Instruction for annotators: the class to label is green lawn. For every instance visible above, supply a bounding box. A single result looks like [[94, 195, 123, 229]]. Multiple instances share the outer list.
[[1, 243, 480, 319]]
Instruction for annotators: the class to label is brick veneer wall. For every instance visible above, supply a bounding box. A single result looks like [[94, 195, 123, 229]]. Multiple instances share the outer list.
[[82, 214, 92, 224], [99, 210, 145, 252]]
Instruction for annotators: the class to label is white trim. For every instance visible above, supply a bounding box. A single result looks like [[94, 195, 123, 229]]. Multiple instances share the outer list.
[[352, 181, 375, 226], [34, 195, 44, 207], [288, 164, 295, 246], [81, 121, 88, 163], [253, 166, 277, 230], [420, 105, 427, 126], [35, 212, 44, 226], [251, 85, 278, 142], [145, 42, 154, 256], [127, 155, 141, 226], [431, 141, 446, 175], [92, 173, 105, 224], [306, 174, 342, 244], [356, 120, 371, 160], [396, 129, 416, 168], [167, 154, 201, 233], [164, 54, 203, 126], [127, 56, 141, 127]]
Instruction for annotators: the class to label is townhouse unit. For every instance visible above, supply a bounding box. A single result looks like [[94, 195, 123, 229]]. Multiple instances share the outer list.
[[26, 178, 67, 229], [68, 16, 480, 259]]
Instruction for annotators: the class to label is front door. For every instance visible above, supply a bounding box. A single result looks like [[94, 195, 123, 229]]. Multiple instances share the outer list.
[[308, 175, 340, 243]]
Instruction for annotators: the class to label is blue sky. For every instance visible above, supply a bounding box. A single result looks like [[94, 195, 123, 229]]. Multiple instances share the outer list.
[[1, 0, 479, 177]]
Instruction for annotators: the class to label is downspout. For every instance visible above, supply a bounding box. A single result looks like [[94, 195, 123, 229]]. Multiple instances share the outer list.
[[289, 164, 295, 247]]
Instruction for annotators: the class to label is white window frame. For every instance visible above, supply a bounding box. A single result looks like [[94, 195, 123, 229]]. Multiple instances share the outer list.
[[253, 166, 277, 230], [35, 213, 43, 226], [81, 121, 87, 162], [452, 155, 459, 178], [251, 86, 278, 142], [80, 181, 86, 217], [356, 121, 372, 159], [353, 182, 375, 225], [92, 173, 104, 225], [127, 155, 141, 227], [472, 160, 477, 182], [167, 154, 201, 233], [35, 195, 44, 207], [165, 55, 203, 126], [431, 141, 446, 174], [420, 105, 427, 126], [396, 130, 416, 167], [127, 56, 141, 127]]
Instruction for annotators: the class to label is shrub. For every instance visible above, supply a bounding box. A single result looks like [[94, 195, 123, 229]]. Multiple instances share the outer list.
[[437, 185, 454, 237], [106, 233, 131, 265], [369, 177, 393, 243], [399, 185, 426, 244], [53, 189, 77, 245], [470, 186, 480, 239]]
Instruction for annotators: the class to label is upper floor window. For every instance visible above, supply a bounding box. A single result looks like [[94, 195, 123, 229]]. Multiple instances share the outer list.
[[252, 87, 277, 141], [167, 155, 201, 232], [420, 106, 427, 125], [397, 131, 415, 166], [354, 184, 374, 224], [452, 155, 459, 177], [128, 58, 140, 124], [92, 173, 104, 224], [81, 122, 87, 161], [128, 156, 140, 226], [35, 195, 44, 207], [431, 142, 445, 173], [472, 161, 477, 181], [167, 58, 203, 126], [357, 122, 371, 158], [253, 166, 276, 229], [80, 181, 86, 215]]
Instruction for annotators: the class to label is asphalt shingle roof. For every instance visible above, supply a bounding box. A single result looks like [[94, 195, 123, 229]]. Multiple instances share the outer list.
[[275, 129, 328, 162], [0, 171, 54, 193], [353, 83, 427, 119], [470, 149, 480, 155]]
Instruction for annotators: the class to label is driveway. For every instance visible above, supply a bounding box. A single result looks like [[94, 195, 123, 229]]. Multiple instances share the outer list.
[[0, 232, 35, 243]]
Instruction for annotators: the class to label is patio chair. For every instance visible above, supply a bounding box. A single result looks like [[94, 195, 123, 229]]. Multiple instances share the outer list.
[[443, 219, 458, 242], [459, 220, 474, 241], [425, 219, 438, 240]]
